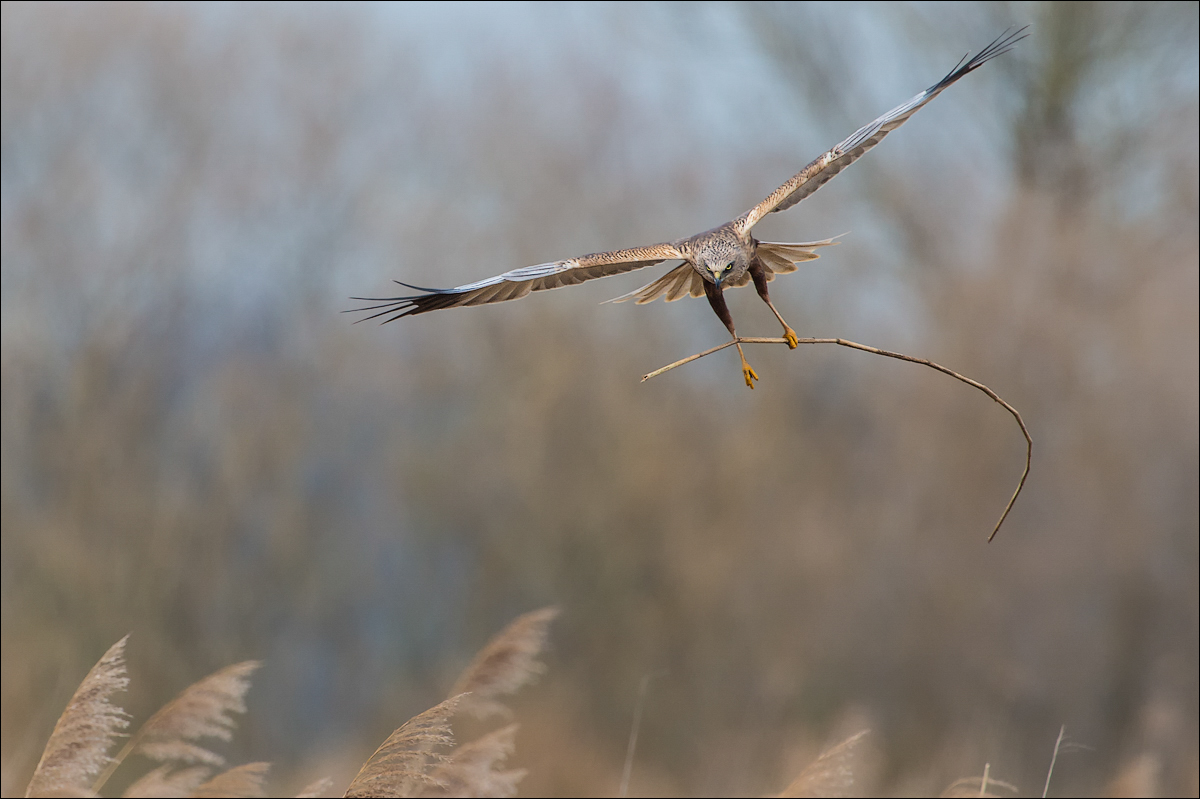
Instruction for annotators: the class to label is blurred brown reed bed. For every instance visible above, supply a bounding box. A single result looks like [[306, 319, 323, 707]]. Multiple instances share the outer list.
[[20, 614, 1164, 798]]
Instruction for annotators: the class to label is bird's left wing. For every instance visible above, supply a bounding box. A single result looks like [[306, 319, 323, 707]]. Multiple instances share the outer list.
[[602, 262, 706, 305], [351, 242, 685, 323], [734, 27, 1026, 234]]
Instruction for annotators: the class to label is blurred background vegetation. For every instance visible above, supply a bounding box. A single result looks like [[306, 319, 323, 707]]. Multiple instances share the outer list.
[[2, 2, 1196, 796]]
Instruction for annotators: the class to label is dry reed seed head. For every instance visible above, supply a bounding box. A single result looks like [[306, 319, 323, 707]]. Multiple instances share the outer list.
[[449, 608, 559, 719], [418, 724, 526, 799], [344, 695, 463, 799], [121, 764, 211, 798], [191, 762, 271, 798], [135, 661, 261, 767], [25, 636, 132, 799], [776, 729, 870, 799]]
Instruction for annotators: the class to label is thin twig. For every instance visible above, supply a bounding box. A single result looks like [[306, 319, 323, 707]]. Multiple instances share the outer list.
[[642, 336, 1031, 542], [981, 762, 990, 797], [1043, 725, 1065, 798]]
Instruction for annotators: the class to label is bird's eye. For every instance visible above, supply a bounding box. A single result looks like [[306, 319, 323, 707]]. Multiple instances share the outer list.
[[725, 262, 734, 271]]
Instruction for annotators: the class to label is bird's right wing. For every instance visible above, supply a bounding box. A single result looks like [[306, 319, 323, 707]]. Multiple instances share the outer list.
[[734, 27, 1027, 234], [350, 242, 685, 323]]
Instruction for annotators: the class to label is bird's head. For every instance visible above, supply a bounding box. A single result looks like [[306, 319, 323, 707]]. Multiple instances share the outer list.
[[701, 244, 746, 287]]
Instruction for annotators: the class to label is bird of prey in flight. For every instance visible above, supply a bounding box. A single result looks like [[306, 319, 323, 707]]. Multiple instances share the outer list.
[[354, 29, 1026, 388]]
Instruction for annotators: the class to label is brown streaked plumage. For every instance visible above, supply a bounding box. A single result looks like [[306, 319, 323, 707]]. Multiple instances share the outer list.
[[352, 28, 1026, 387]]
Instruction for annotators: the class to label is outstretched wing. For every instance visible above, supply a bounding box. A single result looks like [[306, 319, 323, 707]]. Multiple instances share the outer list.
[[734, 27, 1027, 234], [351, 242, 685, 323]]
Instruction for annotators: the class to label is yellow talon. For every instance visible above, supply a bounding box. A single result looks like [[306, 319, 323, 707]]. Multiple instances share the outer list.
[[742, 363, 759, 389], [784, 328, 799, 349]]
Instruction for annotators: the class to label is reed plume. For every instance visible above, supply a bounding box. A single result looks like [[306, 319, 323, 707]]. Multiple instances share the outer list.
[[122, 759, 271, 797], [88, 660, 260, 793], [25, 636, 131, 798], [344, 696, 462, 798], [449, 608, 558, 719], [191, 762, 270, 798], [128, 661, 261, 766], [419, 724, 525, 798]]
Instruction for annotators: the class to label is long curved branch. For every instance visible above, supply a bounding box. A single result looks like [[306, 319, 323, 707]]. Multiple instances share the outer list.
[[642, 336, 1031, 542]]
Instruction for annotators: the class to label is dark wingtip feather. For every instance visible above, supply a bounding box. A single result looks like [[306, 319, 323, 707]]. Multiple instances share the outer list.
[[379, 306, 423, 324], [345, 285, 459, 323], [937, 25, 1029, 88], [392, 279, 455, 293], [345, 299, 418, 324], [964, 26, 1030, 72]]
